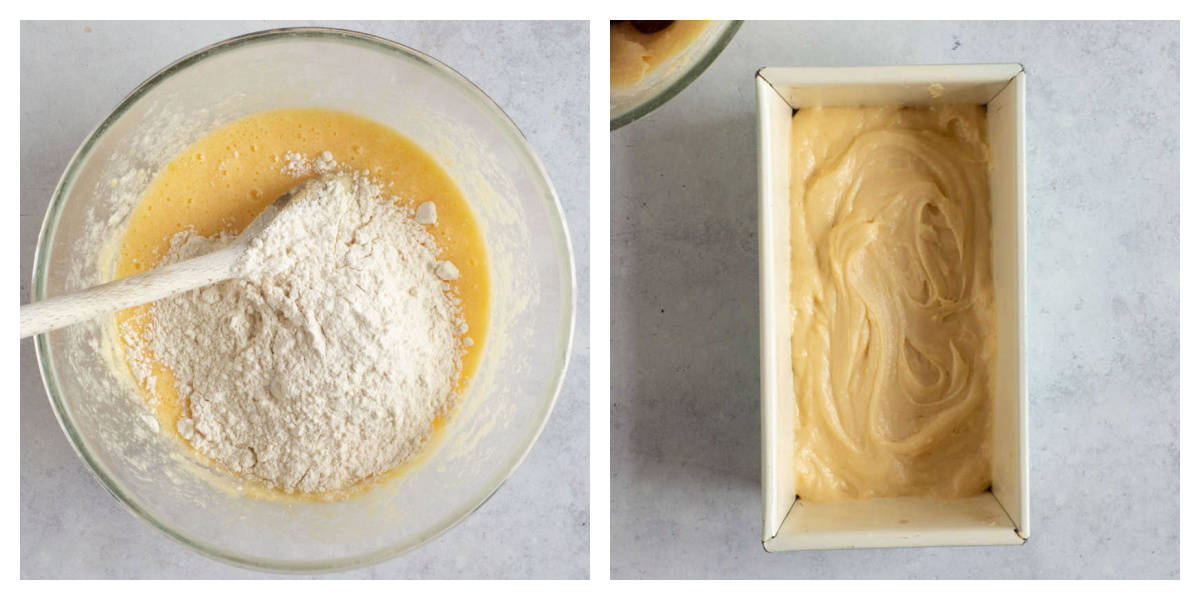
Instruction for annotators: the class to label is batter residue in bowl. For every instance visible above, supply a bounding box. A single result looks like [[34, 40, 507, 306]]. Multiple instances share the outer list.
[[609, 20, 709, 88], [115, 109, 489, 497], [789, 104, 995, 501]]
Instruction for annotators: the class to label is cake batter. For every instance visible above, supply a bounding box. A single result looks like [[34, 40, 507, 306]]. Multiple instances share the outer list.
[[789, 104, 995, 501], [610, 20, 710, 88], [114, 108, 489, 497]]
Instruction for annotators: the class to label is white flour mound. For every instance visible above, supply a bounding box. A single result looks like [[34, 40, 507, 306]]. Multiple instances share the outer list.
[[126, 167, 465, 494]]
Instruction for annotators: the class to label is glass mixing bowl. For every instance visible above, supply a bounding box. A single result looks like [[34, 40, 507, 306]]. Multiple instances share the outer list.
[[610, 20, 742, 130], [31, 28, 575, 572]]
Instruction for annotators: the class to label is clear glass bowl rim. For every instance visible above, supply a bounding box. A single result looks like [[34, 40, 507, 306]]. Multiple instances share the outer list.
[[30, 26, 576, 574], [610, 20, 743, 130]]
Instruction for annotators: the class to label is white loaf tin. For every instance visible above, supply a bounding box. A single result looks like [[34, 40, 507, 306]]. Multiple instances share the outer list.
[[757, 64, 1028, 550]]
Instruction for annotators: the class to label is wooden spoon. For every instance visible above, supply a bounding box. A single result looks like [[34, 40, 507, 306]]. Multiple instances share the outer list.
[[19, 182, 304, 339]]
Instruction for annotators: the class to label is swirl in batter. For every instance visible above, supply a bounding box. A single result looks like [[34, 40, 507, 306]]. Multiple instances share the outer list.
[[789, 104, 995, 501]]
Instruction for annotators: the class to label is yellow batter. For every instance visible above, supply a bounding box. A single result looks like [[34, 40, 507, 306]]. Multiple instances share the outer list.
[[114, 108, 489, 498], [789, 104, 995, 501], [610, 20, 710, 88]]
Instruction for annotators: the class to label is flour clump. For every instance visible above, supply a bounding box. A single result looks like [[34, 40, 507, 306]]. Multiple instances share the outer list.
[[129, 168, 466, 494]]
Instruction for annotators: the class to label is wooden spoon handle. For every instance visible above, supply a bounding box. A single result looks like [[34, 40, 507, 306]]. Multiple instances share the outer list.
[[20, 245, 243, 339]]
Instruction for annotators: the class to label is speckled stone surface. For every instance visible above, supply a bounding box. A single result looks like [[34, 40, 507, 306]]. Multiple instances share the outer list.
[[20, 20, 589, 579], [611, 21, 1178, 579]]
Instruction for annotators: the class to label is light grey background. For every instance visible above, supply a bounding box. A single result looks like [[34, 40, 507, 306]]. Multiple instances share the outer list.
[[611, 21, 1178, 579], [20, 20, 589, 579]]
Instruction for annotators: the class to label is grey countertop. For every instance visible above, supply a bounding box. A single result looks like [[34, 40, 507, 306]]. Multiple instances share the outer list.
[[611, 21, 1179, 579], [20, 20, 589, 579]]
